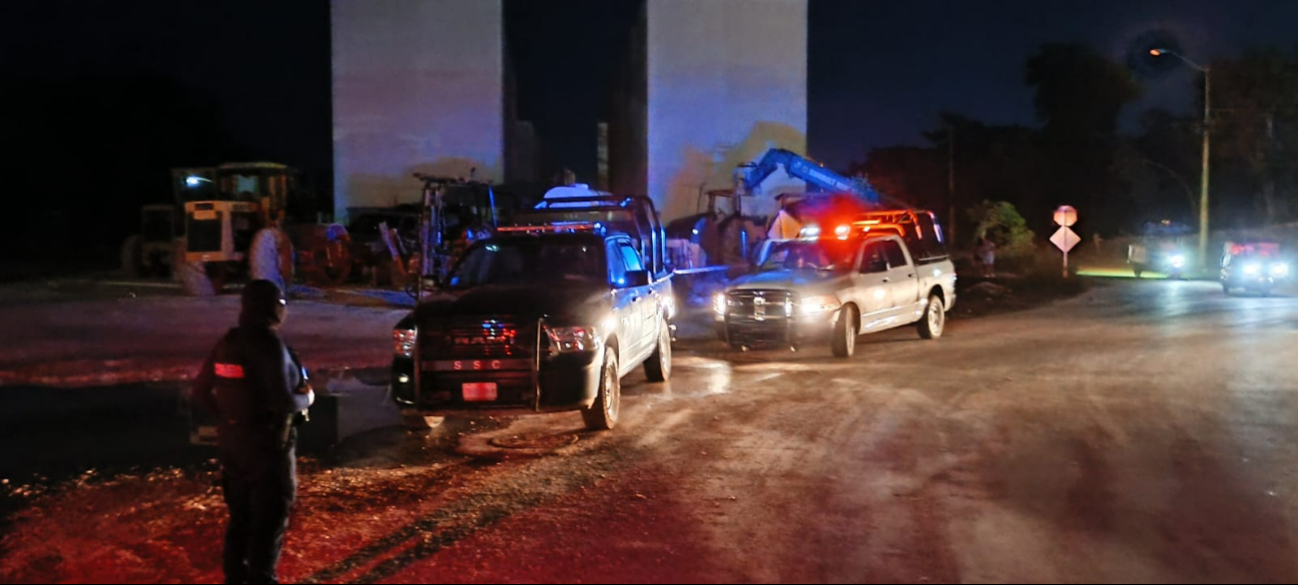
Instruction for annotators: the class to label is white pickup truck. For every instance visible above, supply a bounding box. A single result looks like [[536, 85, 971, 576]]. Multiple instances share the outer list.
[[714, 231, 957, 357]]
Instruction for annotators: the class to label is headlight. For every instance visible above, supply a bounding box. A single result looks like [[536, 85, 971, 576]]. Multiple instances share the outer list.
[[544, 326, 595, 354], [1272, 262, 1290, 277], [1243, 263, 1262, 276], [713, 292, 728, 315], [393, 328, 417, 358], [1169, 254, 1186, 268], [799, 294, 842, 315]]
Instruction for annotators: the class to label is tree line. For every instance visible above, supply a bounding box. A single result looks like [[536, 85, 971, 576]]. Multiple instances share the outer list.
[[851, 43, 1298, 245]]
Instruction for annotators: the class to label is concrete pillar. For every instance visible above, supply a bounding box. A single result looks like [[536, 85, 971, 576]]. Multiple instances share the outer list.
[[646, 0, 808, 222], [331, 0, 504, 221]]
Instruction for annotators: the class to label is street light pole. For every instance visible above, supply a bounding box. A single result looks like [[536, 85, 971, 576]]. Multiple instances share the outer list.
[[1151, 48, 1211, 271], [1199, 65, 1210, 272]]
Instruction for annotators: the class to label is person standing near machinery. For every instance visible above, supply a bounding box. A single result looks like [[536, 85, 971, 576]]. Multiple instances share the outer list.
[[767, 193, 804, 240], [192, 280, 313, 584]]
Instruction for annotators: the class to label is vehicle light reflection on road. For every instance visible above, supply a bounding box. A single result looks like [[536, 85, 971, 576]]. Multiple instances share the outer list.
[[702, 360, 732, 395], [1077, 267, 1170, 279], [672, 356, 732, 395]]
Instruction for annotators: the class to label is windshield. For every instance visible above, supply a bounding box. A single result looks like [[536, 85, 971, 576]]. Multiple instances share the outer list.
[[759, 240, 858, 272], [446, 239, 606, 288]]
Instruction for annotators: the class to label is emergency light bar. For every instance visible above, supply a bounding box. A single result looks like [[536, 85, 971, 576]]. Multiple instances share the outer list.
[[495, 221, 605, 234], [799, 222, 906, 239]]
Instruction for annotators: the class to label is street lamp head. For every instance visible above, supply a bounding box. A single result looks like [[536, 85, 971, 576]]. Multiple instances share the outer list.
[[1149, 48, 1163, 57]]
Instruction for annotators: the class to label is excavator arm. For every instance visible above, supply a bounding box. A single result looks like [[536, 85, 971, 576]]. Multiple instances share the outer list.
[[735, 148, 879, 204]]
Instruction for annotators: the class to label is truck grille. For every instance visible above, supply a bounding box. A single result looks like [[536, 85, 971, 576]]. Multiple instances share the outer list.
[[726, 290, 794, 320], [420, 318, 535, 359], [416, 317, 539, 408]]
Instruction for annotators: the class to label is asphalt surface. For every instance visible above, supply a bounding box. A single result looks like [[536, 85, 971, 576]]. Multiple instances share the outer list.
[[3, 278, 1297, 583]]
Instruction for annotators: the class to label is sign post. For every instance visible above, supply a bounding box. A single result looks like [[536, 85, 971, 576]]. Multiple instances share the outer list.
[[1051, 206, 1080, 278]]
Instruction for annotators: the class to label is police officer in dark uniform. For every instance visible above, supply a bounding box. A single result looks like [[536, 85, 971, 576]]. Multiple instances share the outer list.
[[193, 280, 313, 584]]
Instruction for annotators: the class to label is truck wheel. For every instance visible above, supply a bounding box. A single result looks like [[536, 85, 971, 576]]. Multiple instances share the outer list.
[[249, 228, 288, 292], [917, 293, 946, 339], [582, 347, 620, 431], [644, 321, 672, 382], [831, 305, 858, 358], [400, 411, 442, 431], [120, 235, 143, 277], [174, 238, 219, 296]]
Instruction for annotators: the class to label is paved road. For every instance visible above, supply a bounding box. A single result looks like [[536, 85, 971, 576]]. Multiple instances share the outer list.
[[3, 279, 1297, 583]]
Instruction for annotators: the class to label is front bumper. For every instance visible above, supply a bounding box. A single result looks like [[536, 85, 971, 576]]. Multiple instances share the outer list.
[[392, 349, 602, 415], [715, 310, 838, 348], [1224, 274, 1284, 290]]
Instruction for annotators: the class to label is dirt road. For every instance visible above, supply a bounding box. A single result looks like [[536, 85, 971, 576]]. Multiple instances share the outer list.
[[2, 279, 1296, 583]]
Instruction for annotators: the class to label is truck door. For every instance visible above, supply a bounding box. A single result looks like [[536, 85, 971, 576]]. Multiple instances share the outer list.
[[879, 239, 920, 314], [616, 240, 657, 358], [607, 240, 649, 365], [853, 241, 895, 330]]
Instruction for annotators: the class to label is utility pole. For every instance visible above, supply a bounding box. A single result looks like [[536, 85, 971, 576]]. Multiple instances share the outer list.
[[1151, 48, 1210, 272], [1199, 66, 1210, 271]]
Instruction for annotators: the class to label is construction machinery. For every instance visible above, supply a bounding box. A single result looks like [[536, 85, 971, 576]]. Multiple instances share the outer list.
[[667, 148, 884, 268], [665, 188, 763, 268], [736, 148, 882, 229], [121, 162, 334, 295], [174, 162, 317, 295], [411, 172, 504, 299]]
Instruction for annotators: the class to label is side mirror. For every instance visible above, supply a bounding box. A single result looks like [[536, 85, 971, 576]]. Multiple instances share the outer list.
[[620, 270, 650, 288]]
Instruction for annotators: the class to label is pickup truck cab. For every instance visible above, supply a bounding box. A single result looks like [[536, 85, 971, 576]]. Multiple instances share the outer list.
[[391, 227, 673, 431], [715, 229, 956, 357]]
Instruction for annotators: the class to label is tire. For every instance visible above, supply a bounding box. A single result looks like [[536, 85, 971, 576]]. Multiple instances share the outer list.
[[249, 228, 289, 292], [917, 293, 946, 340], [120, 235, 143, 277], [644, 320, 672, 382], [831, 305, 858, 358], [173, 238, 219, 297], [582, 347, 620, 431], [400, 410, 442, 431], [1133, 266, 1144, 279]]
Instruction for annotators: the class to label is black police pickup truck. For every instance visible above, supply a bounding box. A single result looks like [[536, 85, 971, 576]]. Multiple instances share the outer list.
[[390, 224, 673, 431]]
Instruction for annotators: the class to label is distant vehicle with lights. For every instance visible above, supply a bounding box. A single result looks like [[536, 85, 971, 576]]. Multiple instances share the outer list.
[[1128, 220, 1194, 279], [1220, 241, 1288, 296], [390, 187, 673, 431], [714, 210, 956, 357]]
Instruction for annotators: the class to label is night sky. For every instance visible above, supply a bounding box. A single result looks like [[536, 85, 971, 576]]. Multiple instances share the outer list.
[[809, 0, 1298, 170], [4, 0, 1297, 260]]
